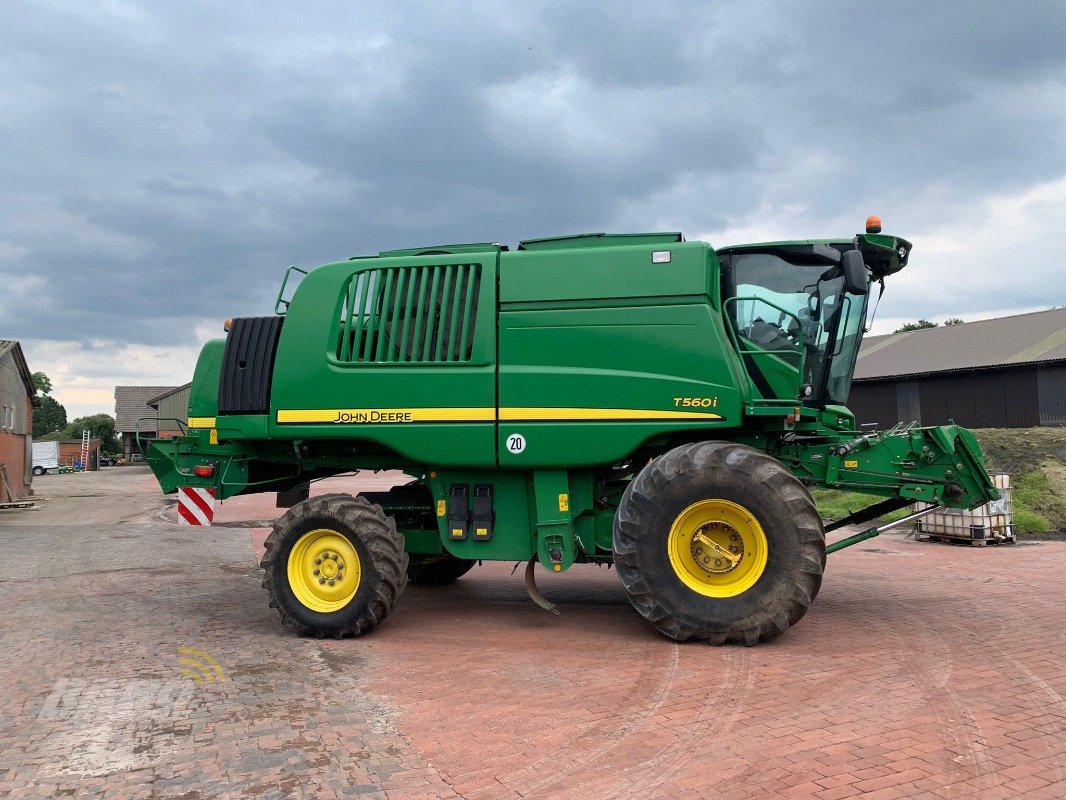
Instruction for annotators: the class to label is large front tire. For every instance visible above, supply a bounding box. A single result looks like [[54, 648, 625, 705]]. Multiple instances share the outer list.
[[613, 442, 825, 645], [261, 494, 408, 637]]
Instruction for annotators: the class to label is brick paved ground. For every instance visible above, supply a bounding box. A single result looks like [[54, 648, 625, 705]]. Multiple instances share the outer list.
[[1, 468, 1064, 799]]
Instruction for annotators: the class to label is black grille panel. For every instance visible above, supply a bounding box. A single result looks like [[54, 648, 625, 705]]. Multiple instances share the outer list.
[[218, 317, 284, 415], [335, 264, 481, 364]]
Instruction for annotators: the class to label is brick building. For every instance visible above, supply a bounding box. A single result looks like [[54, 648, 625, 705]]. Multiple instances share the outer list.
[[0, 341, 37, 499]]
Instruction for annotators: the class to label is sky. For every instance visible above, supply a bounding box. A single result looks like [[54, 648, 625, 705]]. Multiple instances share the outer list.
[[2, 1, 1066, 419]]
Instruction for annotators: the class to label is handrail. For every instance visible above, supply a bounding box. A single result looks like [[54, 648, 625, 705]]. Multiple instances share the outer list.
[[275, 265, 309, 315], [134, 416, 190, 472], [134, 416, 188, 455]]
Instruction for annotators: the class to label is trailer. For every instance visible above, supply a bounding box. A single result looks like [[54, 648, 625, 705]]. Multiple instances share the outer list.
[[31, 441, 60, 476]]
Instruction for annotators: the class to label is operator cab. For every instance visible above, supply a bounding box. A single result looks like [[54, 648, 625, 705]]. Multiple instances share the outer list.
[[718, 218, 911, 408]]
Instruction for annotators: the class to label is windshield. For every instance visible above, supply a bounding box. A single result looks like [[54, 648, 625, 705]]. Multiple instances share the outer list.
[[724, 251, 869, 406]]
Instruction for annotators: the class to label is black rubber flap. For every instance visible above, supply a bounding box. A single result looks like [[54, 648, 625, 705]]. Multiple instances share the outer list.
[[218, 316, 284, 415]]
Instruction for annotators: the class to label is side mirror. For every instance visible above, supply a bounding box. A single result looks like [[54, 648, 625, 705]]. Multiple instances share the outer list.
[[841, 250, 869, 295]]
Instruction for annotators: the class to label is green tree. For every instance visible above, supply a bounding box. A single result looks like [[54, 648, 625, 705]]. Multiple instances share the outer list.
[[33, 395, 68, 438], [943, 318, 965, 326], [31, 371, 53, 394], [62, 414, 120, 453], [893, 319, 938, 333]]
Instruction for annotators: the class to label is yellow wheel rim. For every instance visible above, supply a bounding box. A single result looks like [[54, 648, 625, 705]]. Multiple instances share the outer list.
[[287, 528, 362, 613], [667, 499, 768, 598]]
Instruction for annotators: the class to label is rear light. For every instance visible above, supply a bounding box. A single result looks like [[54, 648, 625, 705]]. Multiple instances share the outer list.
[[193, 464, 215, 478], [224, 318, 233, 332]]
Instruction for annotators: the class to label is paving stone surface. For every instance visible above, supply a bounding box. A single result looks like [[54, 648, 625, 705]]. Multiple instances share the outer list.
[[1, 467, 1064, 799]]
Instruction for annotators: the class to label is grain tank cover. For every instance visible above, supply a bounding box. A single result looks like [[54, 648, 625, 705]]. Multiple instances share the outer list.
[[517, 232, 683, 250]]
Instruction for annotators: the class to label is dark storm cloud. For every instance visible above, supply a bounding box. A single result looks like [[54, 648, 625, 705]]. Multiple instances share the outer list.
[[1, 0, 1065, 348]]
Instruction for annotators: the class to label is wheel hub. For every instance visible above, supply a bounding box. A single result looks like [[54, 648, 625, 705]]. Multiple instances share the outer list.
[[317, 553, 342, 581], [287, 529, 362, 612], [690, 522, 744, 574], [666, 498, 769, 598]]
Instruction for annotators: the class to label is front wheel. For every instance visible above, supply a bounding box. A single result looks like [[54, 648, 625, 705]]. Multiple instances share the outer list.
[[261, 494, 408, 637], [32, 466, 45, 476], [613, 442, 825, 645]]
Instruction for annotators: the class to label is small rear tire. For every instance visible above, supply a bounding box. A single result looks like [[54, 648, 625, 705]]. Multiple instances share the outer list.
[[32, 466, 45, 476], [261, 493, 408, 637], [407, 554, 476, 586], [613, 441, 825, 645]]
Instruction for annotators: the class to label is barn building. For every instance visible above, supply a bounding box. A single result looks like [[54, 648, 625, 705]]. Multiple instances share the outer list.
[[147, 384, 190, 437], [0, 340, 38, 499], [114, 385, 180, 460], [848, 308, 1066, 429]]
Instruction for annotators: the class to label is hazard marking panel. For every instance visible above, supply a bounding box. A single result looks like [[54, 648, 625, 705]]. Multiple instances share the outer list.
[[178, 487, 216, 526]]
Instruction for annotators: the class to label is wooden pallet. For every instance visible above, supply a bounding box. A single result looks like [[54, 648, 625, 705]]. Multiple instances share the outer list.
[[915, 530, 1015, 547], [0, 500, 35, 510], [0, 464, 35, 509]]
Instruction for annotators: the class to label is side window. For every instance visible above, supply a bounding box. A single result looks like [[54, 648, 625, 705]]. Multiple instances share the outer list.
[[335, 264, 482, 364]]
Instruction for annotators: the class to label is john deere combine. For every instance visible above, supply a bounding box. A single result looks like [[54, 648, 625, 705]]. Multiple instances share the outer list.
[[145, 217, 997, 644]]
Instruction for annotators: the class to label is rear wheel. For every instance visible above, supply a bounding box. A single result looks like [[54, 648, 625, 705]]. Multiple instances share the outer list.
[[613, 441, 825, 645], [407, 554, 476, 585], [261, 494, 408, 637], [32, 466, 45, 476]]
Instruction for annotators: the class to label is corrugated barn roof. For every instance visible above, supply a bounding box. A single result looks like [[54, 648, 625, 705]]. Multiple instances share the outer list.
[[855, 307, 1066, 380]]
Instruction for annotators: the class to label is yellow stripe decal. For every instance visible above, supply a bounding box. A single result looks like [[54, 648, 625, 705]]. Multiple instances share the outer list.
[[275, 407, 722, 424], [188, 417, 216, 429], [499, 407, 722, 421], [277, 408, 495, 424]]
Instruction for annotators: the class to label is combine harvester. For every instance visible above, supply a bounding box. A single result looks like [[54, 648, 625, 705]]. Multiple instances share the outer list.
[[145, 217, 998, 644]]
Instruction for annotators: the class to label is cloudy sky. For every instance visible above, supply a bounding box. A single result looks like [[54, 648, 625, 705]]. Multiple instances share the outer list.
[[3, 1, 1065, 418]]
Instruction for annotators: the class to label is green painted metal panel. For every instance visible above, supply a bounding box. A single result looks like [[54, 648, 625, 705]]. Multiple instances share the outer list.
[[426, 469, 535, 561], [500, 241, 711, 303], [497, 243, 747, 465], [265, 254, 499, 466], [187, 340, 224, 420]]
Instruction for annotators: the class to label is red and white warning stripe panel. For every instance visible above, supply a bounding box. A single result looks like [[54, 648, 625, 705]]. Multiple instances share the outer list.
[[178, 487, 216, 526]]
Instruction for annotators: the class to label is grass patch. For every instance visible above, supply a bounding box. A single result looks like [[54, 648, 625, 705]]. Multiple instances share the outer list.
[[971, 429, 1066, 534], [1012, 507, 1051, 534]]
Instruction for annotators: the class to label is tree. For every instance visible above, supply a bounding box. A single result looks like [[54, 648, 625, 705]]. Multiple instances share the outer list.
[[893, 319, 938, 333], [61, 414, 120, 454], [944, 318, 965, 326], [33, 395, 68, 438], [31, 371, 53, 395]]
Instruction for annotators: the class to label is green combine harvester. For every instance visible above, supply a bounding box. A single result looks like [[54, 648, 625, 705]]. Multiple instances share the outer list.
[[145, 216, 998, 644]]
